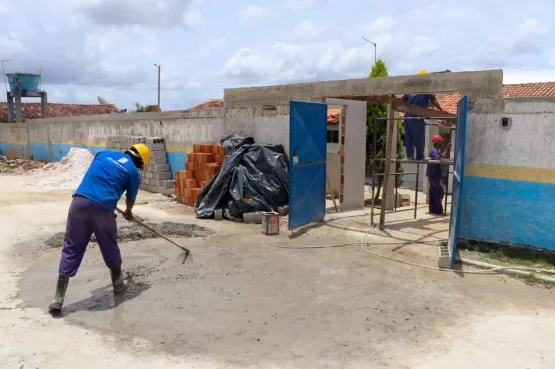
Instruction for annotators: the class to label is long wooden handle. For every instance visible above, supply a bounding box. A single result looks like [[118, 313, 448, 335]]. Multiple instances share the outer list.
[[116, 208, 191, 254]]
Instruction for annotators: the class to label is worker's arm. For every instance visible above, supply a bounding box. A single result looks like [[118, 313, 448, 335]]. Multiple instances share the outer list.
[[429, 95, 445, 112], [124, 172, 141, 221], [441, 143, 452, 159]]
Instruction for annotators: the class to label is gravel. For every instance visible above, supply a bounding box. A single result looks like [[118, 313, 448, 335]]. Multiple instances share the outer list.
[[43, 221, 212, 249]]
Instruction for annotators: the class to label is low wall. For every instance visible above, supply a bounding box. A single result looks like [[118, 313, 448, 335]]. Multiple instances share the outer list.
[[461, 97, 555, 251], [0, 105, 291, 177]]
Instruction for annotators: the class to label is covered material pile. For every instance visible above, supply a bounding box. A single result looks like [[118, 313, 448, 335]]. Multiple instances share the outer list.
[[174, 143, 226, 206], [195, 135, 289, 222]]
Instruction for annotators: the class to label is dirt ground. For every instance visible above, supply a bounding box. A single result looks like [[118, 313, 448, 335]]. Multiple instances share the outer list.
[[1, 174, 555, 369]]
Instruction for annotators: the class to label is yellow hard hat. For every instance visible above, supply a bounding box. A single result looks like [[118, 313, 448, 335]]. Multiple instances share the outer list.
[[417, 69, 428, 75], [130, 143, 151, 166]]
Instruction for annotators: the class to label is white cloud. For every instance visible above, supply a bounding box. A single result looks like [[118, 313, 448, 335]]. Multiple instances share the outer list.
[[221, 41, 373, 84], [281, 0, 329, 10], [78, 0, 196, 28], [240, 4, 266, 17], [360, 16, 396, 33], [293, 21, 325, 39], [517, 18, 549, 37], [0, 0, 9, 14], [549, 48, 555, 68], [184, 9, 202, 27], [503, 68, 555, 84], [0, 37, 26, 56], [409, 36, 439, 58]]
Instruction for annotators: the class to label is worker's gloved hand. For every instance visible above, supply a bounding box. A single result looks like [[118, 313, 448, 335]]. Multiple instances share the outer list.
[[123, 208, 134, 222]]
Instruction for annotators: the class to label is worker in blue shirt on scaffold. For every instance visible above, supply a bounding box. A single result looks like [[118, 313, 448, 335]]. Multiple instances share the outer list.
[[402, 69, 447, 160]]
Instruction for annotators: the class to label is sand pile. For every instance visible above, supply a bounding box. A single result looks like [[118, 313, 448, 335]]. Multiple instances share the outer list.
[[22, 148, 95, 193]]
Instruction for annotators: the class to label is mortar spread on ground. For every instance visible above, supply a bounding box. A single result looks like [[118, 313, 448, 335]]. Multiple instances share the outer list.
[[43, 221, 212, 249]]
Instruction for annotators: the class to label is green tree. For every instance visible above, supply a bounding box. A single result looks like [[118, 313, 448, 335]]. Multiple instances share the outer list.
[[366, 59, 405, 200], [133, 102, 157, 112]]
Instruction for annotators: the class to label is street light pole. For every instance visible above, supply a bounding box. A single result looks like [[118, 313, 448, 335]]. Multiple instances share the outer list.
[[361, 37, 377, 65], [154, 63, 161, 110], [2, 59, 11, 94]]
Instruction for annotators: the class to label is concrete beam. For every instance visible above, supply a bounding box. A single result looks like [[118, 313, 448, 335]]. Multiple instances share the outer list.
[[224, 69, 503, 108]]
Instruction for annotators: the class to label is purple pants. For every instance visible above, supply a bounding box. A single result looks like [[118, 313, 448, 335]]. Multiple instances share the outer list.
[[428, 178, 444, 215], [58, 197, 121, 277]]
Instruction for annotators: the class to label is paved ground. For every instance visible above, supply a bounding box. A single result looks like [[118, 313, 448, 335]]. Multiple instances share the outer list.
[[1, 173, 555, 369]]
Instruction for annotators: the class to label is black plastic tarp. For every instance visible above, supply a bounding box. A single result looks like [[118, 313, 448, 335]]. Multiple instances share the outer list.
[[195, 135, 289, 222]]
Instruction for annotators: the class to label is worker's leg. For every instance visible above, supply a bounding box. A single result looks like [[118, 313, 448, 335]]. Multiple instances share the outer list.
[[91, 205, 126, 294], [50, 197, 94, 312], [428, 178, 444, 215], [404, 119, 414, 159], [58, 198, 94, 277], [414, 119, 426, 160]]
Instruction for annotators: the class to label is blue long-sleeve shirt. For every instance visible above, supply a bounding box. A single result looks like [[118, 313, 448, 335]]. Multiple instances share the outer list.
[[426, 147, 443, 181], [75, 151, 141, 211]]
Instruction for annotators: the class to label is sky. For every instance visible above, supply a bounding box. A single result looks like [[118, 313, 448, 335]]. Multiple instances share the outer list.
[[1, 0, 555, 111]]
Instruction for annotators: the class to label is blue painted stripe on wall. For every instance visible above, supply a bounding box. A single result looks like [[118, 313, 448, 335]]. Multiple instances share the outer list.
[[167, 152, 187, 175], [1, 141, 185, 179], [0, 142, 26, 158], [30, 142, 106, 162], [460, 176, 555, 251]]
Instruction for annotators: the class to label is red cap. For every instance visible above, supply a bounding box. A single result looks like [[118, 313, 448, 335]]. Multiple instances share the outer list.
[[432, 135, 444, 143]]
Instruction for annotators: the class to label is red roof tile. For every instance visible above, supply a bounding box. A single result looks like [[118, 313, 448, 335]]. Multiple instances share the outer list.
[[0, 102, 120, 123], [187, 99, 225, 110]]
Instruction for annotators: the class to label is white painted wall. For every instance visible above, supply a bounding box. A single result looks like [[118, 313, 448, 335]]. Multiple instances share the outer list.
[[326, 98, 367, 211], [466, 97, 555, 167]]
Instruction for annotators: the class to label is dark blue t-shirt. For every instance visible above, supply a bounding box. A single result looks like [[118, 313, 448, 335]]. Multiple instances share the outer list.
[[404, 94, 435, 118], [426, 147, 443, 181], [75, 151, 141, 211]]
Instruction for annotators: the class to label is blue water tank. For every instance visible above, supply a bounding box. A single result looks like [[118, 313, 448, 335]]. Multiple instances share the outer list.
[[6, 73, 41, 92]]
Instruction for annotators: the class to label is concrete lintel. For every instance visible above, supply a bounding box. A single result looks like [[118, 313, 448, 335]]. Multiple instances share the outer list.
[[224, 69, 503, 108]]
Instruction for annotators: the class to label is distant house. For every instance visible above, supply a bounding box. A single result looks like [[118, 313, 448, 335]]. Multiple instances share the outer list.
[[0, 102, 120, 123]]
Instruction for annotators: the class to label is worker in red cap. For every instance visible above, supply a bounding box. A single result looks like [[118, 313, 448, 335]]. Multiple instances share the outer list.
[[426, 135, 451, 216]]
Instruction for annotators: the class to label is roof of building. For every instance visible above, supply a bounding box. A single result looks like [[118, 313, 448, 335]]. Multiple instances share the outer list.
[[435, 82, 555, 115], [187, 81, 555, 124], [0, 102, 120, 123]]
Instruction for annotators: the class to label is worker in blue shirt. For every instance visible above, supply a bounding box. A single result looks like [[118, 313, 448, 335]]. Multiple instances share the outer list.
[[48, 143, 151, 313], [402, 70, 447, 160], [426, 135, 451, 216]]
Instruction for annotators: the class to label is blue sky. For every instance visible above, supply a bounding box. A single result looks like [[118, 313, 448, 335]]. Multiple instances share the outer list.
[[1, 0, 554, 111]]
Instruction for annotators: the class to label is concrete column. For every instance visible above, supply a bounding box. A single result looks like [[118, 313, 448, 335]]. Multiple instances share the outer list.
[[7, 92, 14, 123], [15, 89, 22, 123], [41, 92, 48, 118]]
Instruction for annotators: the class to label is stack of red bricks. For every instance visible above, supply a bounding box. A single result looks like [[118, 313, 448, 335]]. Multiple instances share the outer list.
[[174, 143, 226, 206]]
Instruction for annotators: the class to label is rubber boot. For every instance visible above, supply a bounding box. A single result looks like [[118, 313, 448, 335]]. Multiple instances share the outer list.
[[111, 269, 127, 295], [48, 275, 69, 312]]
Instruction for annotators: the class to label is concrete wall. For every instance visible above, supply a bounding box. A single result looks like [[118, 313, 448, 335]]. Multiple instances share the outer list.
[[0, 105, 291, 177], [460, 97, 555, 251]]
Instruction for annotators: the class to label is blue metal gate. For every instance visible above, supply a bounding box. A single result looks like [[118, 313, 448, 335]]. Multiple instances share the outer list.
[[448, 96, 468, 265], [289, 100, 328, 230]]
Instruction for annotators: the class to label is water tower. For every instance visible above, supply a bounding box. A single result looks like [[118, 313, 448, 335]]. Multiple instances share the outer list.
[[6, 72, 48, 123]]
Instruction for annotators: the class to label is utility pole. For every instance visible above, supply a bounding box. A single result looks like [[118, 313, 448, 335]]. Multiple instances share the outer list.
[[154, 63, 161, 110], [361, 37, 377, 65]]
